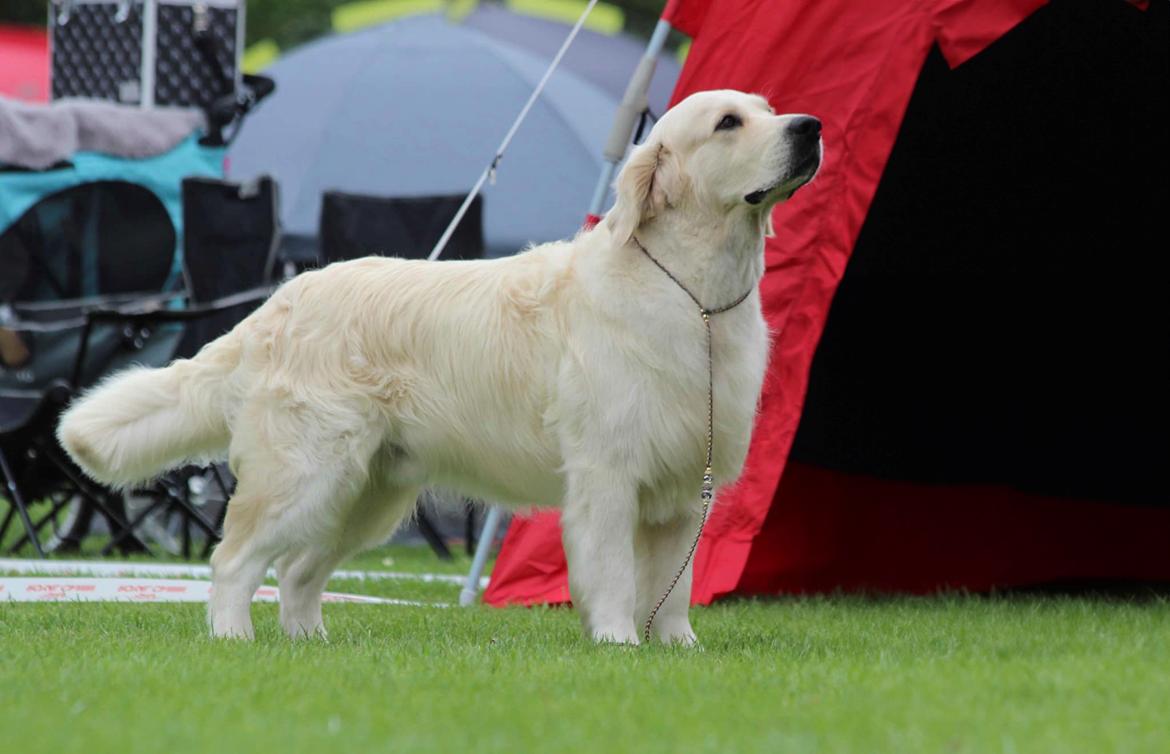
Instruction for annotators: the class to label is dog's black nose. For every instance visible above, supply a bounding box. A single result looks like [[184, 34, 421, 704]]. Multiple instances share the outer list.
[[788, 116, 821, 137]]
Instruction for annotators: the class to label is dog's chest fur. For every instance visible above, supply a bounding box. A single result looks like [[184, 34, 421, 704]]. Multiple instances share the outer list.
[[557, 282, 769, 514]]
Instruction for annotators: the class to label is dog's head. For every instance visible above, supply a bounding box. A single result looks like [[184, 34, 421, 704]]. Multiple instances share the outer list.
[[606, 90, 822, 243]]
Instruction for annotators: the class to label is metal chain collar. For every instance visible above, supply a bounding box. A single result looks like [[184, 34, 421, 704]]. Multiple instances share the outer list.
[[632, 236, 755, 643]]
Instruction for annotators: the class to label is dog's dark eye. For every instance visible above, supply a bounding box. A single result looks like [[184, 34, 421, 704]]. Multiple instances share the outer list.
[[715, 114, 742, 132]]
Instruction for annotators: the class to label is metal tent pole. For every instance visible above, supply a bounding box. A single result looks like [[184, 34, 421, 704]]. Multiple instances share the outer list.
[[459, 506, 503, 606], [585, 18, 674, 225]]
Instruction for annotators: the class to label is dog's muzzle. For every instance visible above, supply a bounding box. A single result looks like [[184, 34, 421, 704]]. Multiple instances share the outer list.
[[745, 116, 823, 205]]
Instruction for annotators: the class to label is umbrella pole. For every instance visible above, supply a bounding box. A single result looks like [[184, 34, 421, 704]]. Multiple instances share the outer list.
[[585, 18, 674, 227]]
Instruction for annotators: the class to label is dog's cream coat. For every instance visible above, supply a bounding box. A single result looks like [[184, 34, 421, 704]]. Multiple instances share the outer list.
[[58, 90, 821, 644]]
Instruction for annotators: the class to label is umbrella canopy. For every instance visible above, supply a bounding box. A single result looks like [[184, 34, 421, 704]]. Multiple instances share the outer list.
[[0, 25, 49, 103], [228, 12, 679, 257], [460, 4, 678, 110]]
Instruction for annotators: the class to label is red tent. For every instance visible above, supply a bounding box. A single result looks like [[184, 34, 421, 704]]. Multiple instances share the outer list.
[[0, 25, 49, 102], [484, 0, 1170, 607]]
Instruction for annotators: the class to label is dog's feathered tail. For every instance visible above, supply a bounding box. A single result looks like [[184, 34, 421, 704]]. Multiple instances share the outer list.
[[57, 331, 242, 488]]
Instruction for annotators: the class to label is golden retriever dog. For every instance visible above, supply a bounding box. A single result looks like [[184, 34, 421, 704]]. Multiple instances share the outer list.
[[57, 90, 822, 644]]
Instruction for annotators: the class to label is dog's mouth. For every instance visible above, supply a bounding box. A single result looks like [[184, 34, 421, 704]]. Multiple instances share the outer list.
[[744, 151, 822, 205]]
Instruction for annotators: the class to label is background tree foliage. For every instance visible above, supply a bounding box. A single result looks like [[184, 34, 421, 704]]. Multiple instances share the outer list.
[[2, 0, 669, 50]]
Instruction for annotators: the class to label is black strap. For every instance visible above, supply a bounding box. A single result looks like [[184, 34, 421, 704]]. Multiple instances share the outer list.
[[632, 108, 660, 146]]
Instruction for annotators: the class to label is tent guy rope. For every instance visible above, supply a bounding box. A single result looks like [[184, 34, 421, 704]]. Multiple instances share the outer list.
[[427, 0, 601, 261]]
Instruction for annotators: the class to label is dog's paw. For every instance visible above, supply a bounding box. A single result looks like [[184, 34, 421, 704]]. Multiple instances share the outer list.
[[283, 621, 329, 641], [651, 618, 698, 647], [208, 608, 256, 640], [208, 624, 255, 641], [591, 624, 641, 646]]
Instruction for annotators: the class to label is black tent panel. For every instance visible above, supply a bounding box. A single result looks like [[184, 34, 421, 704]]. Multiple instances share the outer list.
[[791, 0, 1169, 507]]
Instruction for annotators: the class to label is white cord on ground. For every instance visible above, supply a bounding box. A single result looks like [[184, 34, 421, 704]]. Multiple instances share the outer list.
[[427, 0, 601, 261]]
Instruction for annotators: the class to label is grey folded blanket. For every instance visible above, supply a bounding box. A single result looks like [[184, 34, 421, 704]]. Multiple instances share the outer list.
[[0, 96, 206, 170]]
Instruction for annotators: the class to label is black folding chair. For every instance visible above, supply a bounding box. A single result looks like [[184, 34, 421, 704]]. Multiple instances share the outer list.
[[93, 175, 282, 559], [0, 180, 186, 555], [0, 381, 134, 558], [0, 176, 279, 558], [320, 191, 485, 264]]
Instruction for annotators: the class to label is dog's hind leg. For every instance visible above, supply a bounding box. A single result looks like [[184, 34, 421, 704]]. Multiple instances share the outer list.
[[208, 401, 383, 640], [208, 489, 280, 640], [275, 482, 419, 640], [273, 547, 337, 640], [209, 464, 360, 640]]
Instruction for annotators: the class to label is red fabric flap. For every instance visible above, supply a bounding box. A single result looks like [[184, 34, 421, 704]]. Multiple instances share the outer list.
[[662, 0, 714, 38], [933, 0, 1048, 68]]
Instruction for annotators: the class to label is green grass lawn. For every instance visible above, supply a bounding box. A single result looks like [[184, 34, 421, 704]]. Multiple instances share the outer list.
[[2, 546, 1168, 754]]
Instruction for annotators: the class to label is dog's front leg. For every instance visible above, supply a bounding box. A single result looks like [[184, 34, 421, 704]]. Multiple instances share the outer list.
[[635, 513, 699, 645], [561, 471, 640, 645]]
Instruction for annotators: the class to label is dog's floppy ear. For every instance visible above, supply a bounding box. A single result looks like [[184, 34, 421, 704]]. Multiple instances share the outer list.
[[605, 140, 683, 244]]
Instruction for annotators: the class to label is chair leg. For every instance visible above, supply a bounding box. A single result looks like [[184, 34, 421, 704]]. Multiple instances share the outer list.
[[0, 447, 46, 558], [210, 464, 234, 499], [158, 476, 222, 538], [40, 441, 147, 554], [7, 493, 72, 555], [162, 487, 220, 551], [100, 494, 167, 556], [102, 480, 222, 558], [465, 502, 477, 557], [416, 509, 453, 561], [181, 506, 192, 560], [46, 494, 89, 554], [0, 502, 15, 545], [201, 493, 228, 560]]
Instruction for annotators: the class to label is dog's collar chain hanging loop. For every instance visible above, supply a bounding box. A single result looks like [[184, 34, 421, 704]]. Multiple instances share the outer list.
[[632, 236, 755, 643]]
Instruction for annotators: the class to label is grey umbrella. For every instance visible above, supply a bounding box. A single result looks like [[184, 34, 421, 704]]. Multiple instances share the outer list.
[[227, 12, 679, 258], [461, 4, 679, 113]]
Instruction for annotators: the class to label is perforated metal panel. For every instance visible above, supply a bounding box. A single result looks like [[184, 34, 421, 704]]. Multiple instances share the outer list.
[[51, 2, 145, 104], [154, 2, 240, 107], [49, 0, 243, 110]]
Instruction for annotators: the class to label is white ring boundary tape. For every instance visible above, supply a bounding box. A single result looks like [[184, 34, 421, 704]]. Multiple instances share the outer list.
[[0, 558, 487, 587], [0, 577, 449, 606]]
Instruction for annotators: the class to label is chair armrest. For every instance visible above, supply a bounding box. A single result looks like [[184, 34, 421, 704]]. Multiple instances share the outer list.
[[71, 285, 277, 387], [83, 285, 276, 326], [3, 292, 188, 333]]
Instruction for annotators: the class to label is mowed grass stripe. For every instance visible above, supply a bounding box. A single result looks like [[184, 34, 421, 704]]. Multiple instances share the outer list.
[[1, 594, 1166, 754]]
